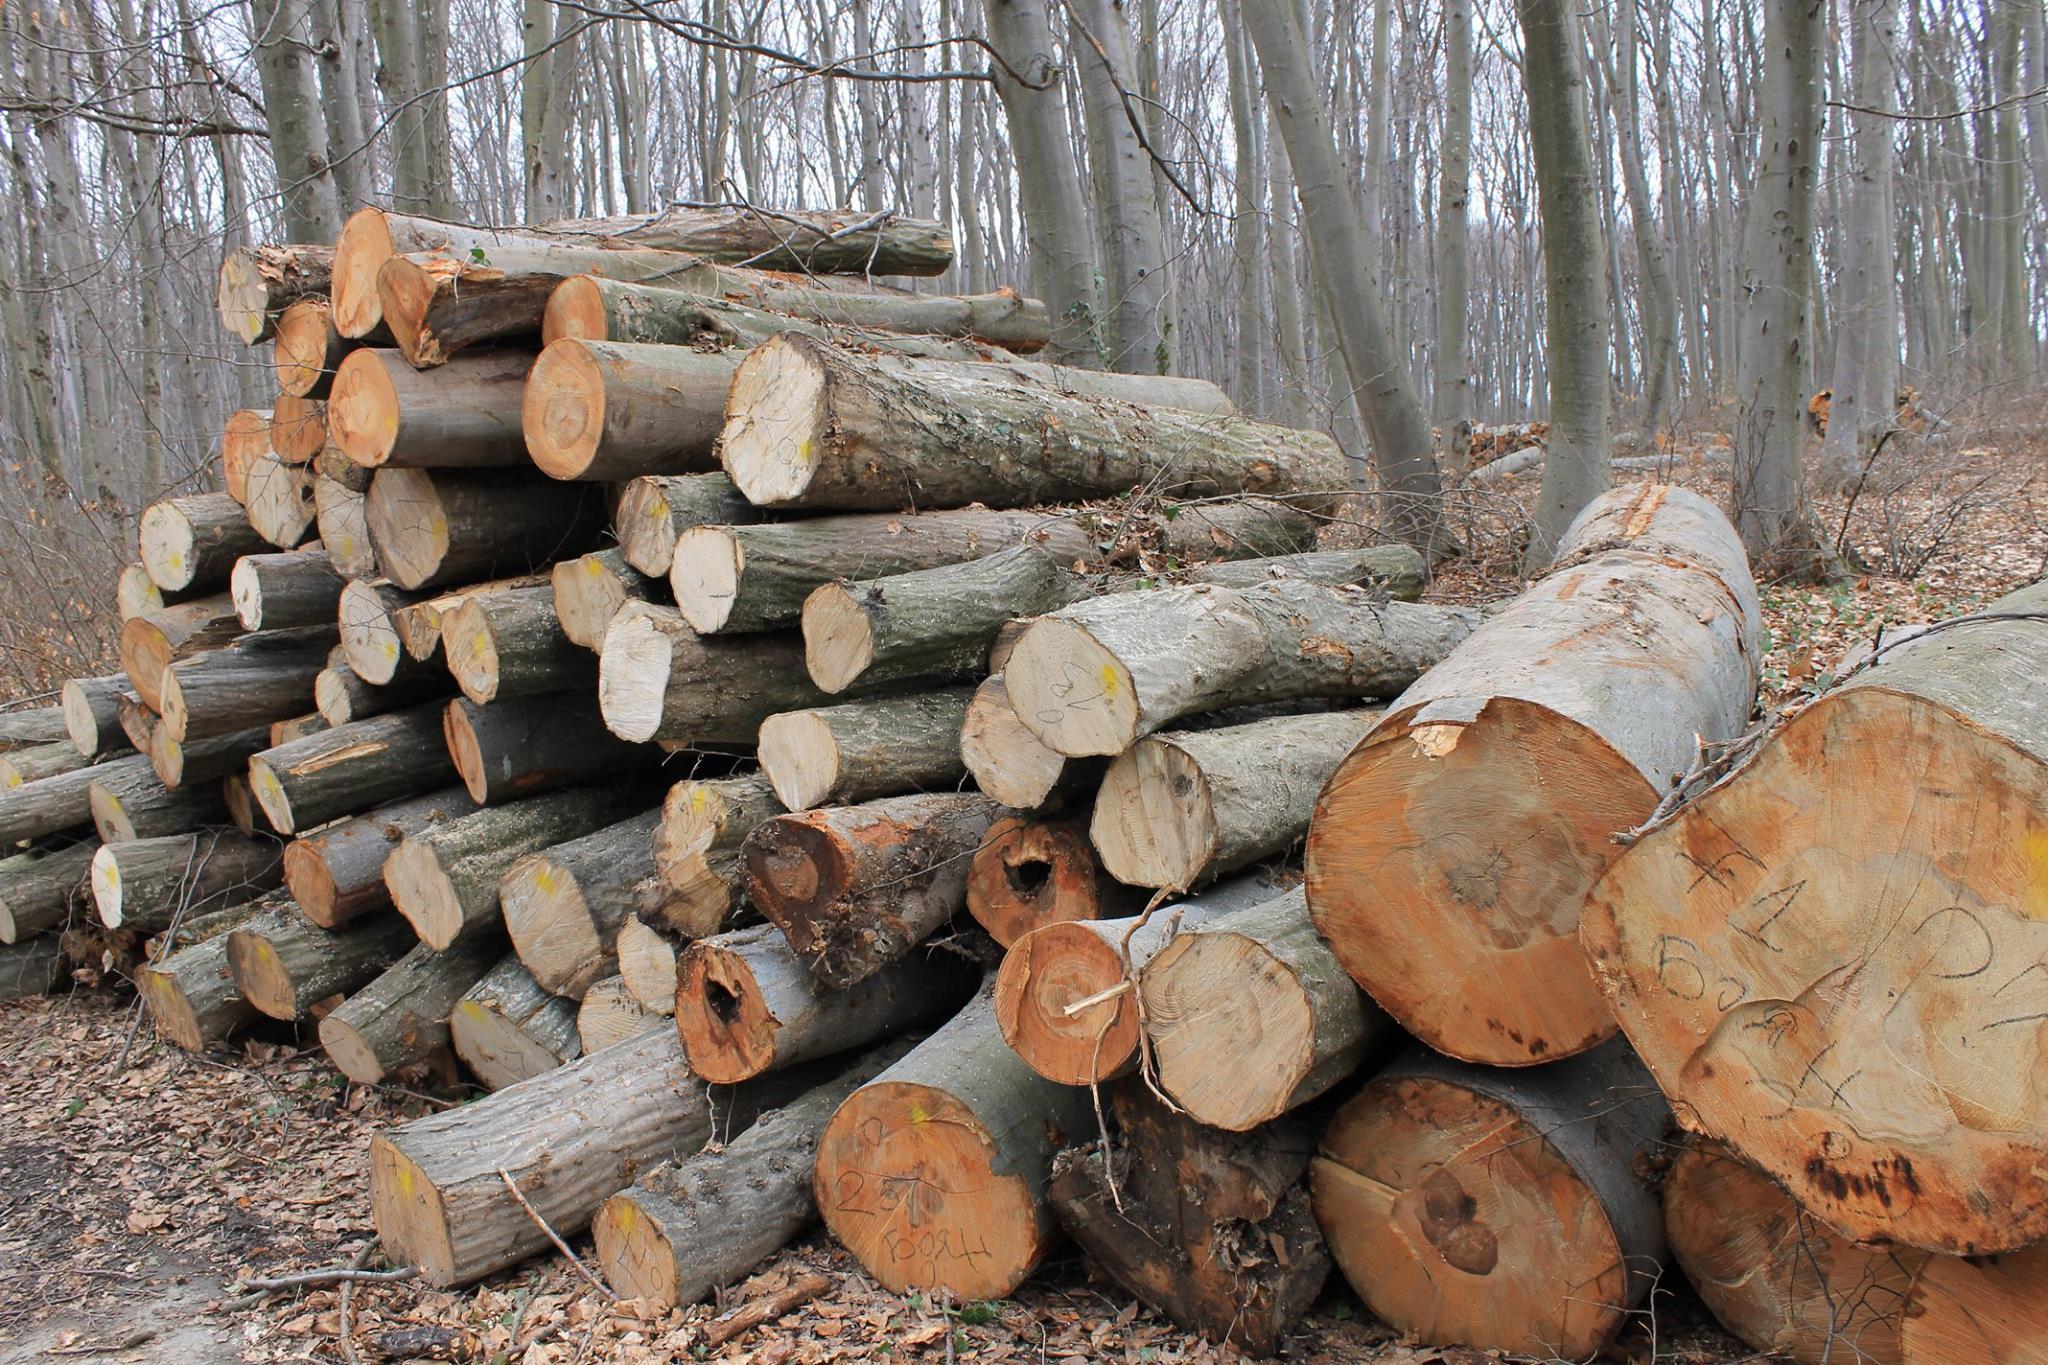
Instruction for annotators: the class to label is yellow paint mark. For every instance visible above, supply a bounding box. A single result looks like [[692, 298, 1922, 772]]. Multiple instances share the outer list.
[[613, 1201, 638, 1233], [2027, 828, 2048, 913], [909, 1103, 931, 1124], [396, 1163, 416, 1198], [536, 867, 558, 894], [105, 864, 120, 887], [168, 552, 185, 572], [429, 516, 447, 537], [797, 438, 814, 464], [645, 498, 665, 519], [690, 788, 707, 813], [1098, 665, 1120, 697], [584, 557, 605, 577], [381, 640, 399, 663]]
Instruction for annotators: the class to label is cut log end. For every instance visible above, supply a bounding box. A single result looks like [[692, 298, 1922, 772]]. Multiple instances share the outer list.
[[88, 845, 124, 928], [754, 711, 841, 811], [540, 274, 606, 345], [338, 580, 408, 684], [668, 528, 744, 634], [216, 250, 274, 345], [960, 675, 1073, 810], [993, 922, 1142, 1086], [672, 935, 777, 1084], [440, 598, 500, 705], [282, 839, 339, 925], [1002, 619, 1139, 758], [225, 930, 298, 1020], [138, 503, 199, 593], [799, 582, 875, 694], [1142, 928, 1325, 1132], [136, 964, 211, 1051], [1309, 699, 1646, 1066], [523, 340, 608, 480], [329, 349, 401, 467], [719, 337, 828, 506], [596, 612, 673, 743], [362, 469, 451, 591], [498, 855, 601, 995], [589, 1193, 682, 1305], [376, 255, 437, 363], [439, 701, 490, 805], [367, 1133, 458, 1278], [333, 207, 396, 337], [272, 298, 335, 397], [247, 755, 297, 834], [966, 816, 1111, 947], [229, 559, 263, 631], [317, 1011, 392, 1082], [1090, 741, 1217, 891], [384, 838, 466, 950]]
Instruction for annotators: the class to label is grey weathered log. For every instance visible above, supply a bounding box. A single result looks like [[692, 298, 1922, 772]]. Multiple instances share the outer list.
[[158, 626, 338, 743], [150, 725, 272, 790], [226, 905, 415, 1020], [217, 242, 332, 345], [756, 690, 973, 811], [440, 585, 590, 704], [329, 349, 533, 469], [118, 594, 242, 711], [88, 765, 229, 842], [0, 742, 92, 787], [552, 549, 659, 650], [0, 705, 67, 752], [89, 831, 284, 933], [500, 808, 661, 998], [448, 956, 582, 1090], [0, 936, 67, 999], [0, 754, 150, 845], [231, 547, 345, 631], [248, 703, 459, 834], [319, 932, 507, 1083], [615, 473, 760, 578], [441, 693, 654, 806], [268, 713, 328, 747], [365, 468, 609, 591], [60, 676, 130, 758], [313, 662, 451, 727], [0, 842, 97, 944], [283, 787, 478, 929], [139, 493, 270, 592]]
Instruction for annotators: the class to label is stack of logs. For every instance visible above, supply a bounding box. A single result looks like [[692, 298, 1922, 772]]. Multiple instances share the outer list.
[[4, 198, 2041, 1364]]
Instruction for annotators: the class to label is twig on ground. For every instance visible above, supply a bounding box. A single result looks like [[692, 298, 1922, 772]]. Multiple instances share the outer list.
[[701, 1272, 832, 1349]]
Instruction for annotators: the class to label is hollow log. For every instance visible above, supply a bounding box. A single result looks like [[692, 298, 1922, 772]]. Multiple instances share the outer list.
[[593, 1036, 917, 1308], [1311, 1040, 1671, 1360], [268, 393, 329, 465], [501, 808, 660, 997], [227, 905, 415, 1020], [89, 831, 284, 933], [218, 242, 331, 345], [283, 787, 477, 929], [385, 783, 653, 949], [720, 334, 1338, 514], [0, 742, 92, 787], [1048, 1084, 1328, 1356], [958, 674, 1093, 811], [576, 974, 658, 1052], [965, 812, 1140, 948], [0, 935, 66, 999], [221, 408, 273, 503], [615, 914, 680, 1014], [149, 725, 271, 791], [1583, 575, 2048, 1253], [614, 473, 758, 578], [522, 339, 737, 481], [231, 547, 343, 631], [1311, 484, 1761, 1067], [756, 689, 972, 810], [88, 766, 228, 842], [742, 791, 1001, 988], [61, 676, 130, 758], [441, 693, 652, 806], [1093, 710, 1378, 892], [598, 606, 825, 746], [329, 349, 534, 470], [674, 510, 1091, 637], [272, 296, 354, 398], [313, 662, 449, 728], [1007, 580, 1480, 758], [364, 468, 608, 591], [440, 584, 589, 704], [159, 626, 337, 743], [994, 869, 1294, 1086], [248, 703, 459, 834], [140, 493, 269, 592], [1140, 888, 1387, 1130], [448, 956, 581, 1089], [319, 932, 506, 1083], [0, 754, 149, 845], [553, 549, 658, 650], [675, 923, 977, 1083], [816, 981, 1094, 1298], [0, 841, 97, 943]]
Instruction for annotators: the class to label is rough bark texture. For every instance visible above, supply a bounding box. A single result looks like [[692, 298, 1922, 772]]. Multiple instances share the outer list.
[[226, 904, 414, 1019], [593, 1037, 917, 1309], [138, 929, 257, 1049], [1311, 484, 1760, 1066], [0, 754, 148, 846], [314, 662, 451, 728], [88, 764, 229, 842], [61, 676, 130, 758], [0, 742, 92, 787], [756, 690, 973, 810], [90, 831, 284, 933], [815, 982, 1096, 1298], [615, 473, 758, 578], [1006, 580, 1479, 757], [1048, 1085, 1329, 1356], [365, 468, 609, 591], [720, 335, 1326, 516], [159, 625, 337, 743], [1311, 1040, 1671, 1360], [329, 349, 533, 470], [217, 243, 333, 345], [965, 812, 1140, 948], [442, 693, 653, 806], [522, 339, 738, 481], [448, 956, 582, 1090], [742, 792, 1001, 989], [441, 584, 589, 704], [0, 841, 97, 944], [139, 493, 270, 593], [546, 275, 1047, 352], [1583, 576, 2048, 1254], [231, 547, 344, 632], [552, 549, 658, 650], [283, 786, 478, 928], [248, 703, 459, 834], [501, 808, 660, 998], [674, 923, 977, 1084], [319, 932, 506, 1083]]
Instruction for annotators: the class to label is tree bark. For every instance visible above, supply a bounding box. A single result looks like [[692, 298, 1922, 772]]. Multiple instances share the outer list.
[[742, 792, 1002, 989], [1311, 484, 1759, 1067], [329, 350, 533, 470], [319, 932, 505, 1083], [615, 474, 758, 578], [1310, 1041, 1671, 1360], [441, 693, 653, 806], [0, 753, 150, 846], [1433, 0, 1472, 438], [216, 243, 332, 345], [283, 786, 478, 928], [88, 765, 229, 843], [231, 547, 344, 632], [966, 811, 1141, 948], [119, 595, 243, 712], [364, 469, 608, 591], [140, 493, 270, 592], [440, 584, 590, 705], [501, 808, 660, 998], [0, 841, 97, 944], [597, 606, 825, 746], [88, 831, 282, 933], [226, 904, 414, 1019], [552, 549, 658, 651], [0, 742, 92, 787], [448, 955, 581, 1089], [247, 0, 340, 242], [61, 676, 131, 758], [159, 626, 337, 743], [756, 690, 973, 811], [544, 276, 1050, 352], [523, 340, 737, 483], [313, 662, 451, 728], [248, 702, 460, 834]]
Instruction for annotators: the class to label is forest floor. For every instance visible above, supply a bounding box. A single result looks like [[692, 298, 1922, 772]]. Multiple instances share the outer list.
[[2, 428, 2044, 1365]]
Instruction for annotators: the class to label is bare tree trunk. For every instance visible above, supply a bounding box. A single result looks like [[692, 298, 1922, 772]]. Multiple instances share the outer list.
[[1433, 0, 1472, 439], [247, 0, 341, 241], [1519, 0, 1611, 566], [1222, 5, 1267, 409], [1596, 0, 1680, 438], [311, 0, 371, 212]]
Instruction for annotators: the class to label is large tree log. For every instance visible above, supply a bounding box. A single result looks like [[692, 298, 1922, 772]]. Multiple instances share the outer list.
[[994, 869, 1293, 1086], [598, 606, 827, 745], [313, 449, 378, 578], [615, 473, 758, 578], [756, 690, 972, 810], [0, 935, 67, 999], [1140, 888, 1387, 1130], [1093, 710, 1378, 892], [0, 841, 97, 943], [140, 493, 270, 593], [441, 693, 652, 806], [385, 784, 653, 949], [674, 511, 1093, 637], [138, 928, 257, 1048], [545, 274, 1045, 350], [150, 725, 271, 791], [118, 595, 242, 711], [364, 469, 608, 591], [816, 981, 1095, 1297], [653, 772, 781, 870], [60, 676, 130, 758], [272, 296, 357, 398], [313, 662, 450, 728], [267, 393, 329, 465], [959, 674, 1094, 811], [674, 923, 976, 1083], [158, 626, 337, 743], [90, 831, 283, 932], [336, 578, 430, 683], [218, 243, 332, 344], [1048, 1085, 1329, 1356], [329, 349, 533, 469], [1007, 580, 1479, 759], [226, 904, 415, 1019], [283, 787, 477, 928], [231, 547, 343, 631], [593, 1037, 916, 1308], [576, 974, 658, 1052], [319, 933, 506, 1083], [742, 792, 1001, 988], [615, 913, 681, 1015], [448, 956, 581, 1089], [0, 742, 93, 787], [965, 811, 1140, 948], [1583, 575, 2048, 1254], [440, 584, 590, 704], [1311, 1040, 1671, 1360], [221, 408, 273, 502], [552, 549, 658, 650], [522, 339, 737, 481], [248, 703, 458, 834], [1312, 484, 1761, 1067], [720, 334, 1341, 514], [501, 808, 660, 997], [88, 766, 228, 842], [0, 754, 147, 845]]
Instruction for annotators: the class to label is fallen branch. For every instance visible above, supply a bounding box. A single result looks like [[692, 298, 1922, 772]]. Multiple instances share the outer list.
[[701, 1272, 832, 1349], [497, 1166, 616, 1301]]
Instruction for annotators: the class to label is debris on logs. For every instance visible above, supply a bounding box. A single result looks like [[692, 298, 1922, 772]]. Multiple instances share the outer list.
[[217, 243, 332, 345]]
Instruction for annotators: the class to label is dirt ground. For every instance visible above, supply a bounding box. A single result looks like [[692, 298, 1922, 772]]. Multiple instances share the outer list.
[[3, 424, 2044, 1365]]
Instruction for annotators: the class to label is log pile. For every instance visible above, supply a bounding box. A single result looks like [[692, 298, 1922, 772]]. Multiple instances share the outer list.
[[13, 196, 2028, 1364]]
